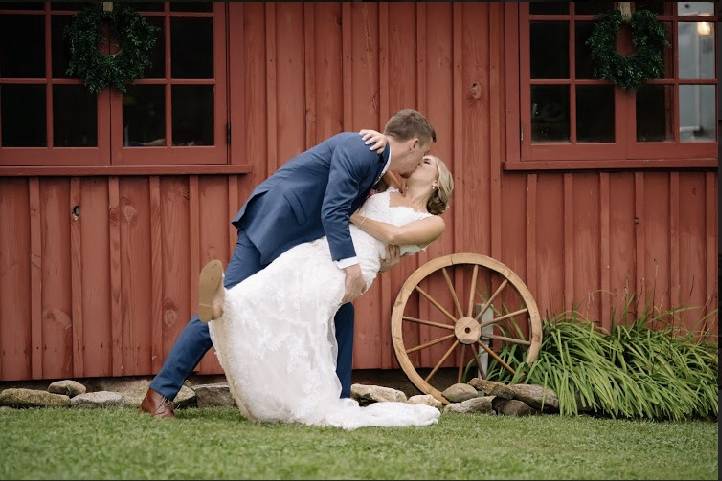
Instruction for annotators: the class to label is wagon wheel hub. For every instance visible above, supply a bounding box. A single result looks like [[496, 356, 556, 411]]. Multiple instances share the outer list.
[[454, 317, 481, 344]]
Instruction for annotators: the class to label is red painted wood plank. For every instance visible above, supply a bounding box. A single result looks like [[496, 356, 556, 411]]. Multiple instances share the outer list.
[[313, 3, 343, 141], [0, 179, 32, 380], [29, 178, 42, 379], [669, 173, 680, 323], [70, 178, 83, 377], [40, 178, 72, 379], [149, 176, 164, 372], [634, 172, 645, 317], [489, 2, 503, 262], [563, 173, 573, 313], [609, 173, 636, 326], [526, 174, 538, 312], [80, 178, 111, 377], [303, 3, 316, 149], [189, 176, 200, 373], [119, 178, 152, 375], [265, 3, 279, 174], [108, 177, 123, 376], [535, 174, 564, 318], [678, 173, 707, 334], [572, 173, 600, 322], [600, 173, 611, 332], [644, 172, 670, 325], [277, 3, 305, 164], [704, 172, 717, 336]]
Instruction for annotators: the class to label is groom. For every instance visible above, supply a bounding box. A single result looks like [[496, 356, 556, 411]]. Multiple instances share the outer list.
[[141, 109, 437, 418]]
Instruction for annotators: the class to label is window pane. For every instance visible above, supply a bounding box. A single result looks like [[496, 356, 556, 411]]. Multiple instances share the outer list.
[[575, 22, 595, 78], [677, 22, 714, 78], [576, 85, 615, 142], [145, 16, 165, 78], [52, 15, 73, 78], [529, 2, 569, 14], [0, 15, 45, 78], [171, 18, 213, 79], [531, 22, 569, 78], [677, 2, 714, 15], [172, 85, 213, 146], [574, 1, 614, 15], [679, 85, 715, 142], [0, 84, 46, 146], [51, 2, 96, 10], [53, 85, 97, 146], [123, 85, 166, 146], [170, 1, 213, 12], [531, 85, 570, 142], [1, 2, 44, 9], [635, 1, 667, 15], [126, 2, 164, 12], [636, 85, 674, 142], [678, 22, 715, 78]]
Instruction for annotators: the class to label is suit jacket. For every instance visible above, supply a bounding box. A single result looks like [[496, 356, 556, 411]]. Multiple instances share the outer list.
[[232, 132, 390, 265]]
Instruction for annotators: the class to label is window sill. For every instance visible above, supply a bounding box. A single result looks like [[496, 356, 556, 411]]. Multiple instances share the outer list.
[[0, 164, 253, 177], [504, 158, 719, 171]]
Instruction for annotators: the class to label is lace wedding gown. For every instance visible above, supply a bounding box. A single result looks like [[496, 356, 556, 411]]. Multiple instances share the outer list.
[[208, 189, 440, 429]]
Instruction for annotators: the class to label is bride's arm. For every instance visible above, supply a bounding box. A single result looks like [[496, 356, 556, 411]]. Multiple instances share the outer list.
[[350, 212, 445, 247]]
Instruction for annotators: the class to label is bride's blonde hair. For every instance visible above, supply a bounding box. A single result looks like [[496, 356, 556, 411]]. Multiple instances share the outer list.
[[427, 156, 453, 215]]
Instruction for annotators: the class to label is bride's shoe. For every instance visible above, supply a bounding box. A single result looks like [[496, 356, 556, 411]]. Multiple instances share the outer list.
[[198, 259, 225, 322]]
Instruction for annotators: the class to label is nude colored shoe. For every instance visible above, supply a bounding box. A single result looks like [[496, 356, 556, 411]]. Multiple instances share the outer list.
[[198, 259, 225, 322]]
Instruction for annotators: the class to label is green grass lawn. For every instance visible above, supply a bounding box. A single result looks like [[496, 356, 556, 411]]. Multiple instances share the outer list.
[[0, 407, 717, 479]]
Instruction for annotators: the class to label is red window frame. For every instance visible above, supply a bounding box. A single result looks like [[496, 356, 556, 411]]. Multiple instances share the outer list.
[[0, 1, 229, 170], [505, 1, 719, 170]]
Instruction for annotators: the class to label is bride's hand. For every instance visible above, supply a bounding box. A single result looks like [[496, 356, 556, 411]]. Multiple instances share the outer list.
[[359, 129, 387, 154], [350, 211, 364, 226]]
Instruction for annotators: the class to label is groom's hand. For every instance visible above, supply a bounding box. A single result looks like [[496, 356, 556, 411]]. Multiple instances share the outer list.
[[342, 264, 366, 304]]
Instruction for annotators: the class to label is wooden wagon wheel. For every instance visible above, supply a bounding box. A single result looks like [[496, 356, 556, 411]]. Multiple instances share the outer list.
[[391, 252, 542, 404]]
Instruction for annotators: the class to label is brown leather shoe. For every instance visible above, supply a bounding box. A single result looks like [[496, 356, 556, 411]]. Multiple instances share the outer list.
[[140, 388, 175, 419]]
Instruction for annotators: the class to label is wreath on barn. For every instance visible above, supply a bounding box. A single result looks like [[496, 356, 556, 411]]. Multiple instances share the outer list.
[[586, 9, 669, 90], [64, 4, 160, 94]]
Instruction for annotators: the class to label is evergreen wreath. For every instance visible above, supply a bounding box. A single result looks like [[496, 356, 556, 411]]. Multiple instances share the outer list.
[[585, 9, 670, 90], [64, 4, 160, 94]]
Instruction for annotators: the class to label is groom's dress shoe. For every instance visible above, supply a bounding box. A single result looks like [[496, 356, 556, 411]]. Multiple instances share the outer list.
[[140, 388, 175, 419]]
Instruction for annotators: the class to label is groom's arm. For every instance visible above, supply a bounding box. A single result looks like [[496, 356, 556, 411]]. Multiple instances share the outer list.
[[321, 137, 376, 263]]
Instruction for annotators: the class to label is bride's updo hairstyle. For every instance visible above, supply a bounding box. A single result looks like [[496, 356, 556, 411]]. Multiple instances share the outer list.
[[427, 156, 454, 215]]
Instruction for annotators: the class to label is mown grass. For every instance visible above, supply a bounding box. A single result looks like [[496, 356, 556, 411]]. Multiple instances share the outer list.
[[0, 406, 717, 479]]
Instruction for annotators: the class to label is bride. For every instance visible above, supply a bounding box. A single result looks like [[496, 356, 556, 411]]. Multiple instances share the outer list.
[[198, 155, 453, 429]]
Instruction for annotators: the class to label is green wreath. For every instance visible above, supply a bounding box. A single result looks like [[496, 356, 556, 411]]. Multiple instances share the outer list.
[[586, 9, 670, 90], [65, 4, 160, 94]]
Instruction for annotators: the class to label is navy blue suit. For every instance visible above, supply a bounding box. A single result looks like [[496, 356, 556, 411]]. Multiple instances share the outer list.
[[150, 133, 389, 400]]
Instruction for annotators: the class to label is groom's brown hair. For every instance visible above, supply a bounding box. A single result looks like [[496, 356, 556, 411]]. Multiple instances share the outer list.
[[384, 109, 437, 145]]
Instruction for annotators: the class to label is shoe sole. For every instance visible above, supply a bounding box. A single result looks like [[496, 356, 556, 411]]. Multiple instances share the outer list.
[[198, 259, 223, 322]]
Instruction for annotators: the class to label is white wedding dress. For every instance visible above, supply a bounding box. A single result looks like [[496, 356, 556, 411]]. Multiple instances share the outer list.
[[208, 189, 440, 429]]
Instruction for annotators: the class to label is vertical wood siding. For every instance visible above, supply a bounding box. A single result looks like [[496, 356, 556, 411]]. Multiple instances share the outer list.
[[0, 3, 717, 380]]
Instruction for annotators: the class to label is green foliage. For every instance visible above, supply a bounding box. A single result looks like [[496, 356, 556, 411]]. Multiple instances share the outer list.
[[486, 306, 718, 421], [65, 4, 160, 94], [586, 9, 670, 90]]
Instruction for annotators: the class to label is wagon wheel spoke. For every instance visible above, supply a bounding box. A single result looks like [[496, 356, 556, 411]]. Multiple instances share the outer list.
[[475, 278, 508, 321], [405, 334, 456, 354], [466, 265, 479, 317], [424, 339, 460, 383], [457, 343, 466, 383], [402, 316, 455, 331], [441, 267, 463, 318], [414, 286, 457, 323], [480, 334, 531, 346], [479, 308, 529, 329], [478, 340, 516, 376]]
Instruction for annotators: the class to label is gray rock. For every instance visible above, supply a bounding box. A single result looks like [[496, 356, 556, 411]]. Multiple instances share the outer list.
[[0, 388, 70, 408], [351, 384, 407, 405], [492, 398, 538, 416], [193, 382, 235, 407], [0, 405, 13, 410], [121, 384, 196, 408], [508, 383, 559, 411], [48, 380, 87, 398], [71, 391, 124, 408], [468, 378, 515, 399], [442, 383, 479, 403], [443, 396, 495, 414], [407, 394, 442, 410]]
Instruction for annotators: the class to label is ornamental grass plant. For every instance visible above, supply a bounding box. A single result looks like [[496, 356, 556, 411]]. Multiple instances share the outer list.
[[485, 297, 718, 421]]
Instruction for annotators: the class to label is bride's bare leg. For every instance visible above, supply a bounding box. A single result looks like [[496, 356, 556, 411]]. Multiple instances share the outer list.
[[198, 260, 225, 322]]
